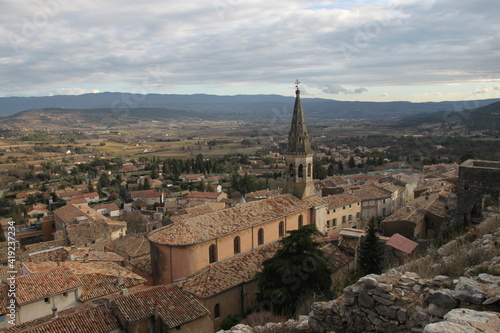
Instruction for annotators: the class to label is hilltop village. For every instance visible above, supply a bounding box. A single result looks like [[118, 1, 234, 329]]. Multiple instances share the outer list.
[[1, 87, 499, 332]]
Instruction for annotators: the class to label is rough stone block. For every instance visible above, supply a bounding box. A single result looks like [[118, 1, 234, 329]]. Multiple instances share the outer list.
[[359, 289, 375, 308], [426, 289, 458, 309], [453, 277, 486, 304]]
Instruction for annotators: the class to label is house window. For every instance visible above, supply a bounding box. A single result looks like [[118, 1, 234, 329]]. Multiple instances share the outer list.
[[343, 206, 346, 210], [63, 292, 68, 297], [258, 228, 264, 245], [349, 204, 352, 208], [348, 214, 352, 222], [214, 304, 220, 318], [382, 208, 387, 217], [233, 236, 241, 254], [333, 218, 337, 226], [209, 244, 217, 263], [298, 215, 303, 228], [279, 221, 285, 237], [44, 297, 50, 303], [383, 199, 386, 204], [91, 240, 96, 246], [176, 326, 181, 331], [356, 212, 360, 219], [342, 216, 346, 226], [298, 164, 304, 178]]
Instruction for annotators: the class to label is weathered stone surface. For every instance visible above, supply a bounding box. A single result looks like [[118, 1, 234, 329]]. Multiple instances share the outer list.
[[426, 289, 458, 308], [433, 275, 451, 282], [373, 289, 396, 301], [375, 305, 398, 319], [377, 282, 393, 293], [478, 273, 500, 284], [359, 289, 375, 308], [373, 294, 395, 306], [423, 321, 480, 333], [361, 276, 379, 289], [427, 303, 448, 317], [424, 308, 500, 333], [483, 296, 500, 305], [397, 308, 408, 324], [453, 277, 486, 304]]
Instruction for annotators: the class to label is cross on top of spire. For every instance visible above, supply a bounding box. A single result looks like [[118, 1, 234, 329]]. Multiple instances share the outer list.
[[295, 79, 300, 89]]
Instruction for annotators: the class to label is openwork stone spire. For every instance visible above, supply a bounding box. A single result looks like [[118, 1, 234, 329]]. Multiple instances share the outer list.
[[287, 80, 313, 155]]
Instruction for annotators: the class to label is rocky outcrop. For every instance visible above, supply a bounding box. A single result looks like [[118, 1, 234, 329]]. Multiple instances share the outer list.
[[424, 308, 500, 333], [308, 271, 500, 333]]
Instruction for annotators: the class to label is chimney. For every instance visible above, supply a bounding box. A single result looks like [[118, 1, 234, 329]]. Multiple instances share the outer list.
[[121, 288, 129, 296]]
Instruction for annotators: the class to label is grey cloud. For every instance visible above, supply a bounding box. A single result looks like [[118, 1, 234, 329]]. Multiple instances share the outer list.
[[0, 0, 499, 97]]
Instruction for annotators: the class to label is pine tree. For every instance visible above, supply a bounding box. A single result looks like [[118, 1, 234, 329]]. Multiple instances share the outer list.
[[255, 224, 332, 316], [359, 217, 383, 275]]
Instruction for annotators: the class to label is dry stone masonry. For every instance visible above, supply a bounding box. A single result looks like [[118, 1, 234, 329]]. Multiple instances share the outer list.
[[308, 270, 500, 333]]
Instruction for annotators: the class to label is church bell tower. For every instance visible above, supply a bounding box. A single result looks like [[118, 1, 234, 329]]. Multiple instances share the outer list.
[[283, 80, 317, 199]]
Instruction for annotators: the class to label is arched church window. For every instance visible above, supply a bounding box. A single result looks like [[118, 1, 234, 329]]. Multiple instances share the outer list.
[[233, 236, 241, 254], [298, 215, 304, 228], [279, 221, 285, 237], [289, 163, 294, 177], [307, 163, 312, 177], [298, 164, 304, 178], [258, 228, 264, 245], [209, 244, 217, 263]]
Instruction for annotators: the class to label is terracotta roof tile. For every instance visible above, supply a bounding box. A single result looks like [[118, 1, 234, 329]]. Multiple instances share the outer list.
[[186, 191, 222, 200], [78, 273, 145, 302], [16, 266, 81, 305], [23, 261, 143, 280], [4, 303, 120, 333], [112, 285, 209, 328], [148, 194, 313, 246], [129, 255, 152, 275], [180, 242, 281, 298], [65, 220, 111, 247], [53, 204, 87, 224], [106, 233, 150, 259], [322, 193, 360, 209], [94, 203, 120, 211], [386, 233, 419, 254]]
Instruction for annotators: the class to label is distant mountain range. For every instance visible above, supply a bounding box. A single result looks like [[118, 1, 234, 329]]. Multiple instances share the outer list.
[[1, 92, 500, 120], [396, 101, 500, 131]]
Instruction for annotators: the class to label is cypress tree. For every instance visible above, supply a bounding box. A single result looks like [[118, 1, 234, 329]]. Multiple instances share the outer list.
[[359, 217, 384, 275]]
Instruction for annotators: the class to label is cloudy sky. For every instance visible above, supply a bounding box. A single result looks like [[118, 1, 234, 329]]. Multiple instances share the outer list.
[[1, 0, 499, 102]]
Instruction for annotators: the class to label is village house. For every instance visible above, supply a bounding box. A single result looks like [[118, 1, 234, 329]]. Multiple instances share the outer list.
[[185, 191, 228, 209], [180, 173, 205, 182], [22, 261, 146, 303], [15, 214, 56, 247], [11, 266, 82, 325], [373, 182, 406, 213], [94, 202, 121, 217], [320, 193, 362, 237], [363, 184, 393, 219], [110, 285, 212, 333], [380, 192, 449, 240], [83, 191, 100, 203], [53, 203, 127, 250], [384, 233, 419, 267], [348, 187, 379, 227], [130, 189, 164, 205]]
